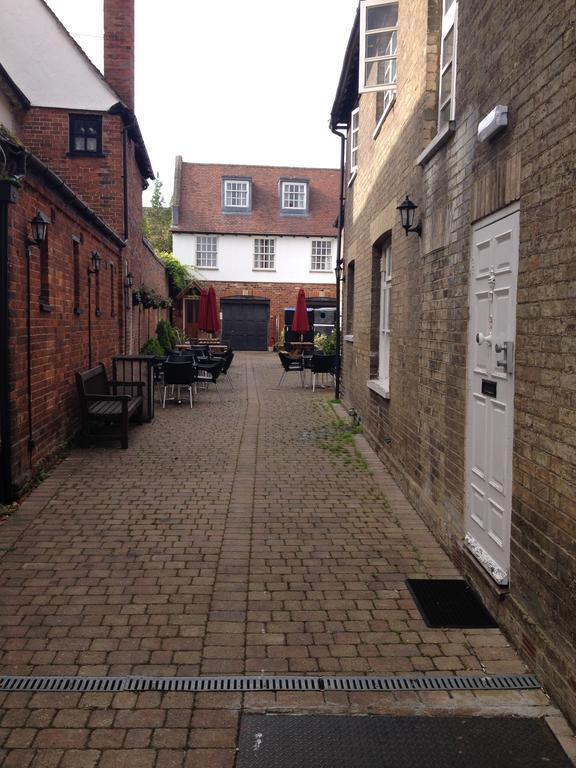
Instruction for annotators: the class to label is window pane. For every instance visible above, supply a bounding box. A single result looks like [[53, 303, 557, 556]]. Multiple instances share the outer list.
[[86, 137, 97, 152], [442, 27, 454, 67], [366, 58, 397, 87], [439, 100, 451, 128], [74, 136, 85, 151], [366, 30, 396, 58], [444, 0, 455, 12], [440, 63, 453, 103], [366, 3, 398, 30]]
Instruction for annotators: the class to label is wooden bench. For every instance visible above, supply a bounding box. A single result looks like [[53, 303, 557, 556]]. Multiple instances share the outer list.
[[75, 363, 144, 449]]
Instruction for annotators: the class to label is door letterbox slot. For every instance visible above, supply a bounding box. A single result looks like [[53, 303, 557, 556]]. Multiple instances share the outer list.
[[482, 379, 497, 397]]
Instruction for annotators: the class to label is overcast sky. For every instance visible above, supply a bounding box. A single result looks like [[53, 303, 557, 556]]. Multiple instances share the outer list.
[[45, 0, 357, 205]]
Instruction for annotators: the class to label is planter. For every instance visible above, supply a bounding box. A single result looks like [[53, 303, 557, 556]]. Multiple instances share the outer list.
[[0, 178, 20, 204]]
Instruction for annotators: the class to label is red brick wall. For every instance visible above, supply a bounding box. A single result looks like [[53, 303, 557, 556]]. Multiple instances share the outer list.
[[7, 173, 123, 490], [20, 108, 125, 234], [19, 106, 170, 356], [104, 0, 135, 110], [124, 142, 170, 353], [174, 280, 336, 348]]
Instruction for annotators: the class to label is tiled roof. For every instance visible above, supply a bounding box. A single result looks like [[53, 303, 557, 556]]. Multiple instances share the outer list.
[[173, 162, 340, 237]]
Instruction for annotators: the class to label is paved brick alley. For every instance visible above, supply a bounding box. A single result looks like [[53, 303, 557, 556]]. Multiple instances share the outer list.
[[0, 353, 574, 766]]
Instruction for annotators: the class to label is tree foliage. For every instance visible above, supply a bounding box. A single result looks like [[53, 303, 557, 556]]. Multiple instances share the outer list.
[[157, 251, 194, 297], [143, 176, 172, 253]]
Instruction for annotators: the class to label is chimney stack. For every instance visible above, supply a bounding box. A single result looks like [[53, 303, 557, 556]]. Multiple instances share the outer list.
[[104, 0, 135, 110]]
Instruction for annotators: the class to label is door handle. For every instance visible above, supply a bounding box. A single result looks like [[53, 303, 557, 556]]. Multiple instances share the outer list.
[[476, 332, 492, 346], [495, 341, 514, 374]]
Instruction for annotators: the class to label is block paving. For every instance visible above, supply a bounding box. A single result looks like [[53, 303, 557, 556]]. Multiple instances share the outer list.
[[0, 352, 574, 766]]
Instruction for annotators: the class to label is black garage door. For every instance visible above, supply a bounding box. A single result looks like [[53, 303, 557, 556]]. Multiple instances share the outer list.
[[221, 299, 269, 351]]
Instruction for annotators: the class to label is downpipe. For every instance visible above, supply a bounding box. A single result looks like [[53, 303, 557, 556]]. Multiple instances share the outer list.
[[330, 124, 347, 401]]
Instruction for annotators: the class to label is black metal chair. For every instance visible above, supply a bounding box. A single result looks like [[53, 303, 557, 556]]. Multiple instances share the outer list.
[[161, 360, 198, 408], [211, 349, 235, 389], [196, 357, 225, 401], [278, 352, 304, 388], [189, 344, 211, 360], [310, 353, 335, 392]]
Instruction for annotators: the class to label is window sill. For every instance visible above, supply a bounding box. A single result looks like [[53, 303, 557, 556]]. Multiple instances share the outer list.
[[67, 152, 105, 159], [197, 266, 219, 270], [344, 334, 354, 343], [416, 121, 456, 166], [222, 208, 251, 215], [39, 302, 53, 313], [252, 268, 276, 272], [372, 94, 396, 140], [310, 269, 333, 274], [367, 379, 390, 399], [347, 170, 357, 188]]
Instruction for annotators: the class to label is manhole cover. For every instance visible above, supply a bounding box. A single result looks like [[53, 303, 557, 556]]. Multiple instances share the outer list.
[[406, 579, 498, 628], [237, 715, 571, 768]]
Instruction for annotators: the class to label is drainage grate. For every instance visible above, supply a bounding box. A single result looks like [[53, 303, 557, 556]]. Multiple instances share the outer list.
[[0, 674, 540, 694]]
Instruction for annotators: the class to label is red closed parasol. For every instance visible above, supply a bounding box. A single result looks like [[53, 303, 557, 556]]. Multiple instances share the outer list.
[[198, 289, 208, 329], [201, 285, 220, 335], [291, 288, 310, 335]]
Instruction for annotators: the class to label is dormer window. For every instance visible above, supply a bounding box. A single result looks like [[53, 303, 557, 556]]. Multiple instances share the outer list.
[[280, 179, 309, 214], [69, 114, 102, 155], [222, 177, 251, 212]]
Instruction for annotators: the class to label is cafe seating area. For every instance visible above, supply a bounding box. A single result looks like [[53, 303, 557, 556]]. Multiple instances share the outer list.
[[154, 339, 234, 408]]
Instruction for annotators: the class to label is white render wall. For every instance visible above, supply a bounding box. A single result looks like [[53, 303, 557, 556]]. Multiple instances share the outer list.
[[0, 91, 16, 133], [0, 0, 117, 111], [174, 233, 337, 285]]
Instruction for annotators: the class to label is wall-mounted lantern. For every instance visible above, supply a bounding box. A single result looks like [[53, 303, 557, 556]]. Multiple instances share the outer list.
[[397, 195, 422, 237], [29, 211, 50, 245], [89, 250, 102, 274]]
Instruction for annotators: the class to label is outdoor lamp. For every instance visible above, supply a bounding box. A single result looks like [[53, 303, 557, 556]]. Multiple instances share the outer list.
[[334, 258, 343, 281], [397, 195, 422, 237], [30, 211, 50, 244], [89, 250, 102, 274], [125, 272, 134, 289]]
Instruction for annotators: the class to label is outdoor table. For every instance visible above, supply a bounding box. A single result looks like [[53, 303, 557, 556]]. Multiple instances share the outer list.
[[288, 341, 314, 357]]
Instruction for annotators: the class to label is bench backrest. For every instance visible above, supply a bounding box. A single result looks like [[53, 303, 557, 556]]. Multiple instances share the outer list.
[[76, 364, 110, 400]]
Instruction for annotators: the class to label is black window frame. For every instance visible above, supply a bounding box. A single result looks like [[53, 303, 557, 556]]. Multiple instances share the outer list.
[[69, 114, 103, 157]]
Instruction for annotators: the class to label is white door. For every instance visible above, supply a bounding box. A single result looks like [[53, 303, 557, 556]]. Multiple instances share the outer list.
[[466, 204, 519, 586]]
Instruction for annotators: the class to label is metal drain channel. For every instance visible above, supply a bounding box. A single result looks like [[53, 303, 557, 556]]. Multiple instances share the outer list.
[[0, 674, 540, 694]]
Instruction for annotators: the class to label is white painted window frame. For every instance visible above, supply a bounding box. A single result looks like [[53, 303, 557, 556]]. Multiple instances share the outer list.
[[281, 181, 307, 211], [379, 242, 392, 389], [438, 0, 458, 130], [253, 237, 276, 271], [350, 107, 360, 176], [224, 179, 250, 208], [196, 235, 218, 269], [359, 0, 399, 94], [311, 240, 333, 272]]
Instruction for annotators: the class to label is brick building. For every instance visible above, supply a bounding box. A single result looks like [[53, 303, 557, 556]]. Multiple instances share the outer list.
[[331, 0, 576, 725], [171, 160, 338, 349], [0, 0, 169, 500]]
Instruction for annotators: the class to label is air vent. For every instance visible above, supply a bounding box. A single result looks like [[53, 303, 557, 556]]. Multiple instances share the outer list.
[[0, 674, 540, 694]]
